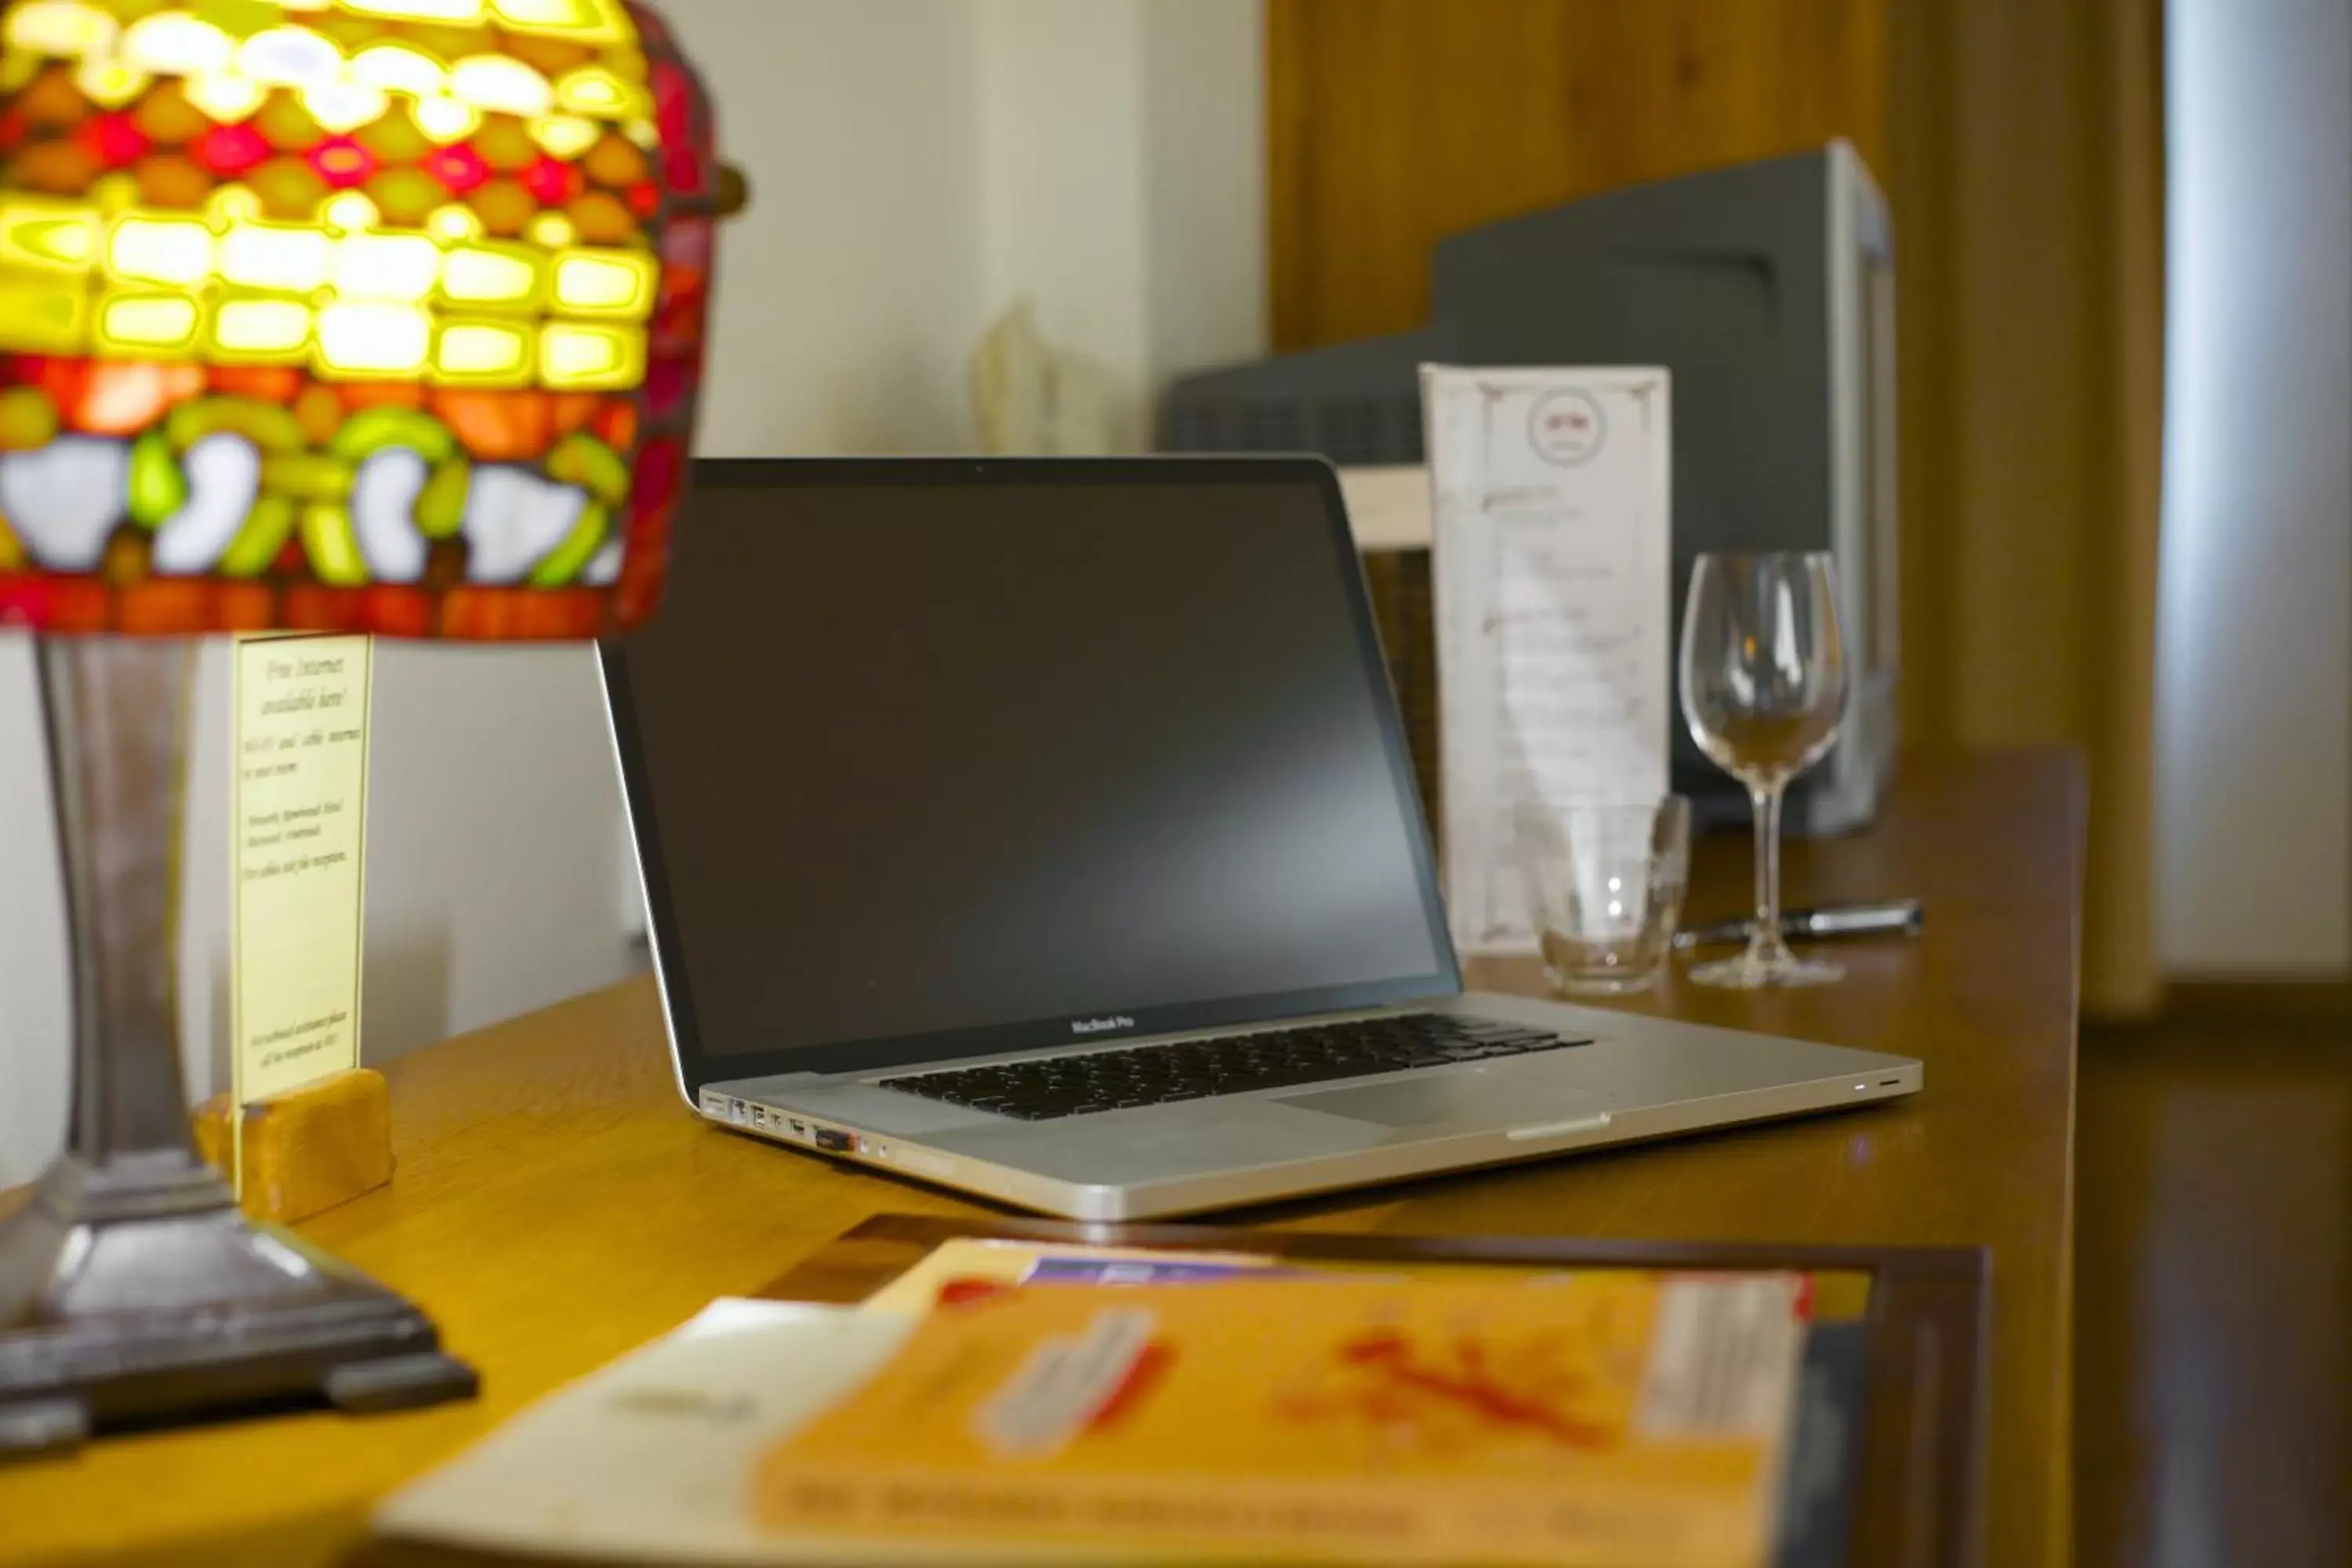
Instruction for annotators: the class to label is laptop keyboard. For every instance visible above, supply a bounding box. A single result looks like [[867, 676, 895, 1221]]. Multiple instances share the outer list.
[[877, 1014, 1591, 1122]]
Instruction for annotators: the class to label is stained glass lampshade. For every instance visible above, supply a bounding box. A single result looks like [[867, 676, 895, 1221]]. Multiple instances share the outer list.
[[0, 0, 729, 1454], [0, 0, 719, 638]]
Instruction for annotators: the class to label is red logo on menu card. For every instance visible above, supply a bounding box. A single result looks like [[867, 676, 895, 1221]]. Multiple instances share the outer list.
[[1528, 390, 1608, 466]]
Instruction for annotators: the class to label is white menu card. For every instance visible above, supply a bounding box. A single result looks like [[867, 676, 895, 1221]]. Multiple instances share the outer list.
[[1423, 366, 1673, 954]]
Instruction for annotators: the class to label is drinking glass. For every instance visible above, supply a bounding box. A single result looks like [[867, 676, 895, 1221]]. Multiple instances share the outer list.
[[1517, 797, 1691, 995], [1679, 553, 1850, 988]]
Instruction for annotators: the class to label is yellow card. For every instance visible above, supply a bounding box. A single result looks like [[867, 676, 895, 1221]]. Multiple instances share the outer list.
[[230, 633, 372, 1112]]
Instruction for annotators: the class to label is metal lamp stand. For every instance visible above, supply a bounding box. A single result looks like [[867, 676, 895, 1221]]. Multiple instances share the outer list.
[[0, 637, 472, 1457]]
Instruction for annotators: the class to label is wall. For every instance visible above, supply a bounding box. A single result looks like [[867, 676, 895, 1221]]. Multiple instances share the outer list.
[[977, 0, 1266, 445], [677, 0, 989, 456], [978, 2, 1152, 446], [0, 648, 70, 1190], [1, 618, 648, 1192], [2157, 0, 2352, 976], [1142, 2, 1270, 395], [0, 2, 1265, 1188]]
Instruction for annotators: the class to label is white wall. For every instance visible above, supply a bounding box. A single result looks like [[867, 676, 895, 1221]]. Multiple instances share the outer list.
[[2157, 0, 2352, 975], [979, 2, 1152, 446], [177, 642, 648, 1089], [676, 0, 989, 456], [0, 639, 644, 1189], [1, 2, 1267, 1187], [1142, 2, 1269, 394], [0, 647, 71, 1189], [976, 0, 1266, 448]]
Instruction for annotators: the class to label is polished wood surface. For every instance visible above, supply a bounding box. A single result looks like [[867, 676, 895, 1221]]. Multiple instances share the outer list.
[[1266, 0, 1890, 351], [2076, 1017, 2352, 1568], [0, 750, 2079, 1568]]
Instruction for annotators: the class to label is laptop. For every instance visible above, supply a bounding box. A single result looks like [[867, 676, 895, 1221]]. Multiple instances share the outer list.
[[600, 457, 1922, 1221]]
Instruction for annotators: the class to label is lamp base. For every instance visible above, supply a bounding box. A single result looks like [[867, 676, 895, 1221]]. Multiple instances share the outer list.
[[0, 1152, 474, 1457]]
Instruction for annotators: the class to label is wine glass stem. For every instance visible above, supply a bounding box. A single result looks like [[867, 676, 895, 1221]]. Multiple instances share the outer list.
[[1748, 782, 1792, 970]]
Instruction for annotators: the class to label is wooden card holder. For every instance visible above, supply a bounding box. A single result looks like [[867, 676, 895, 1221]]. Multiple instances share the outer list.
[[193, 1068, 394, 1226]]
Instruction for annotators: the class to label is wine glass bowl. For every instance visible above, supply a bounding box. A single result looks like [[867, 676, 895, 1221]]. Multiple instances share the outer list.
[[1679, 553, 1850, 988]]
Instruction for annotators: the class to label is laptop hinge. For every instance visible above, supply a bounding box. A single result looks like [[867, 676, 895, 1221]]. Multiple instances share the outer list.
[[706, 1071, 826, 1096]]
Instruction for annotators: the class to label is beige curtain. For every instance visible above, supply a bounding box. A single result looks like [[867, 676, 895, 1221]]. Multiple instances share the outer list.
[[1891, 0, 2167, 1018]]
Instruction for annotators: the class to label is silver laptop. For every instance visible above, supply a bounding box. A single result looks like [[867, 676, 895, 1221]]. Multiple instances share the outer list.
[[600, 457, 1921, 1221]]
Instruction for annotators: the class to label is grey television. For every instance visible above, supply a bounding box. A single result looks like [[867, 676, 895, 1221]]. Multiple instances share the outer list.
[[1163, 142, 1900, 835]]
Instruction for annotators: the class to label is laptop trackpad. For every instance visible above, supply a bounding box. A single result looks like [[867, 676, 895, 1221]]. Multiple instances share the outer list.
[[1281, 1069, 1600, 1129]]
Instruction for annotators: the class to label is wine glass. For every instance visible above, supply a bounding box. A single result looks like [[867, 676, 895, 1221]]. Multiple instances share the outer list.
[[1679, 553, 1850, 988]]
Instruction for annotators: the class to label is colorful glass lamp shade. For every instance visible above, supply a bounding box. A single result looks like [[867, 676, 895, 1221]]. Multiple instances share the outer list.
[[0, 0, 729, 1454]]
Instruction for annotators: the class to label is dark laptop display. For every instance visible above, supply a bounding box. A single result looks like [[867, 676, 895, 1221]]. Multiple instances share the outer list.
[[601, 459, 1456, 1087]]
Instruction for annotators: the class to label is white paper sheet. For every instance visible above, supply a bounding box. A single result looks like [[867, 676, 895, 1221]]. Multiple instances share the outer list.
[[376, 1301, 920, 1563], [1424, 367, 1673, 955]]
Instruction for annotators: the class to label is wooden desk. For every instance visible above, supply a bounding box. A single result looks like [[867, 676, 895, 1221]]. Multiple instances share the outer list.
[[0, 750, 2080, 1568]]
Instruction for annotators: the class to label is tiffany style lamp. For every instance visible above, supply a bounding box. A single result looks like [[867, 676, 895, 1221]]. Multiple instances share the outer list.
[[0, 0, 726, 1453]]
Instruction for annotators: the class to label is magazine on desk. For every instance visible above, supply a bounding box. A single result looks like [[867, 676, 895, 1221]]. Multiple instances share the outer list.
[[376, 1237, 1878, 1567]]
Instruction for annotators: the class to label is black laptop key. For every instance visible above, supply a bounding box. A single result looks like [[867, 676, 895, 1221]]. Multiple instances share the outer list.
[[877, 1014, 1594, 1121]]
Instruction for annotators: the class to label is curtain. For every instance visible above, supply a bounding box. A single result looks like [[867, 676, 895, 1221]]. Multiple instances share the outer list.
[[1890, 0, 2167, 1018]]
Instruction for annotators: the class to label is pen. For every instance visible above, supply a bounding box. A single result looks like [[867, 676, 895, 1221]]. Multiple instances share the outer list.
[[1673, 900, 1925, 950]]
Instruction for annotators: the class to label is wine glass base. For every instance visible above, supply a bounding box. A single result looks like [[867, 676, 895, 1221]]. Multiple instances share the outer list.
[[1547, 972, 1663, 998], [1688, 952, 1846, 989]]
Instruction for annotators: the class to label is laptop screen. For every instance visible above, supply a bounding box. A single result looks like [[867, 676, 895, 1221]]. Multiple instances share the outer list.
[[604, 459, 1456, 1083]]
